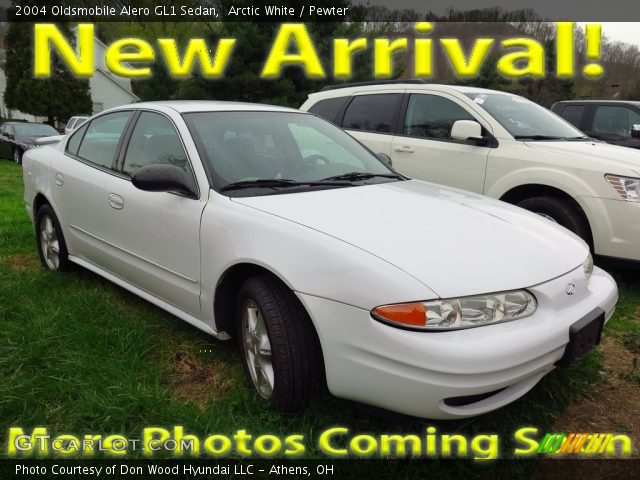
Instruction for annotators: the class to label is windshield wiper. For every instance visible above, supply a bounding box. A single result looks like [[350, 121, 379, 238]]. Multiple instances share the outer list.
[[220, 178, 349, 192], [514, 135, 566, 141], [320, 172, 402, 182]]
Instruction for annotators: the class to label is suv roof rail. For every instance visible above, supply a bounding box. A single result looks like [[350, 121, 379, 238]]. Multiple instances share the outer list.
[[319, 79, 428, 91]]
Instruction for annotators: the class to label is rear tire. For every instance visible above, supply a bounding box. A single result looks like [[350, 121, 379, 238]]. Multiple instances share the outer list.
[[516, 196, 592, 246], [235, 274, 323, 412], [35, 204, 71, 271]]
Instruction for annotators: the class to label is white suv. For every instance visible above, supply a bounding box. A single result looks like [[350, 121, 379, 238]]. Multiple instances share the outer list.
[[301, 82, 640, 264], [64, 116, 89, 135]]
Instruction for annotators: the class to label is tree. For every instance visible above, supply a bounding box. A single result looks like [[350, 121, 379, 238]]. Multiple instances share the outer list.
[[516, 40, 574, 107], [100, 0, 371, 107], [173, 2, 366, 107], [3, 20, 92, 124]]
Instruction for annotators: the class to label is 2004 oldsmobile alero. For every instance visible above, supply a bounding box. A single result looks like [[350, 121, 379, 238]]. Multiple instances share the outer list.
[[22, 101, 618, 419]]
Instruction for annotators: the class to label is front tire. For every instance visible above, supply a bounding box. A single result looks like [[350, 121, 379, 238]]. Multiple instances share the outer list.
[[13, 148, 22, 165], [35, 204, 71, 271], [236, 274, 323, 412], [517, 196, 592, 246]]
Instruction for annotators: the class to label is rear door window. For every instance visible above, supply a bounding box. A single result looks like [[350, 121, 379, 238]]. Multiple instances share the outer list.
[[75, 111, 131, 169], [342, 94, 402, 133]]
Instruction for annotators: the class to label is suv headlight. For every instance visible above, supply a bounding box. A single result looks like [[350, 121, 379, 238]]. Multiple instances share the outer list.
[[605, 174, 640, 201], [583, 253, 594, 282], [372, 290, 537, 331]]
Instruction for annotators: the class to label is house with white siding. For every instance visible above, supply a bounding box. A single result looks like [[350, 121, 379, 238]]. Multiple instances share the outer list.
[[0, 23, 139, 123]]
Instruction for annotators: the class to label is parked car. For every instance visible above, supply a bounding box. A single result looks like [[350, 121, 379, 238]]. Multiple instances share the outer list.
[[0, 121, 59, 164], [64, 116, 90, 136], [551, 100, 640, 150], [301, 82, 640, 265], [22, 101, 617, 419]]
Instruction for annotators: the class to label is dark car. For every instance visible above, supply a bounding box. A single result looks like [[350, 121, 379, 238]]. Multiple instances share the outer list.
[[551, 100, 640, 149], [0, 121, 60, 164]]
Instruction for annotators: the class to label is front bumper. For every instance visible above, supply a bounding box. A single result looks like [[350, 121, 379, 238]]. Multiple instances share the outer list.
[[579, 196, 640, 262], [298, 266, 617, 419]]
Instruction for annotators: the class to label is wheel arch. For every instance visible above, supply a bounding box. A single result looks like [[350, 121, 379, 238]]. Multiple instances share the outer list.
[[499, 183, 594, 247], [33, 193, 51, 218], [213, 263, 321, 346]]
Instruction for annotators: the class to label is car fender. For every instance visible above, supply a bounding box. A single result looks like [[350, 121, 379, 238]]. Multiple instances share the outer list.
[[199, 195, 438, 332]]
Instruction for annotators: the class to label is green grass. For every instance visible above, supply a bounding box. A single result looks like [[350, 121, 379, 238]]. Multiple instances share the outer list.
[[0, 161, 638, 478]]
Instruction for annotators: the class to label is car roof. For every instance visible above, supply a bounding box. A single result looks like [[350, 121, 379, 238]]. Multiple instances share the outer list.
[[109, 100, 300, 114], [2, 121, 49, 126], [554, 99, 640, 107], [307, 83, 507, 99]]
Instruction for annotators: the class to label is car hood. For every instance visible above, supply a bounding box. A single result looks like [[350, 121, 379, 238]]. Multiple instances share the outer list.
[[523, 140, 640, 174], [231, 180, 588, 299]]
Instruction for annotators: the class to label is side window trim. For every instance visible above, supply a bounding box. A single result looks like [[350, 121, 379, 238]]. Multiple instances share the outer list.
[[116, 109, 201, 199], [335, 96, 351, 127], [583, 104, 597, 132], [64, 110, 135, 174], [115, 110, 142, 172]]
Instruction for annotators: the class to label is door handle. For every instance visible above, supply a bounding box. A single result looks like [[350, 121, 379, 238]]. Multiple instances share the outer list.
[[108, 193, 124, 210], [393, 145, 415, 153], [55, 172, 64, 186]]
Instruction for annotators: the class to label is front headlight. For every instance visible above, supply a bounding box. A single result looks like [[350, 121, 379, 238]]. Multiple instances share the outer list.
[[605, 174, 640, 201], [372, 290, 537, 331], [583, 253, 594, 282]]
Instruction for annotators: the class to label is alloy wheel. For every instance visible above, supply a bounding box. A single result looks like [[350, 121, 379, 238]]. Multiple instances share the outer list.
[[242, 299, 274, 399], [39, 215, 60, 270]]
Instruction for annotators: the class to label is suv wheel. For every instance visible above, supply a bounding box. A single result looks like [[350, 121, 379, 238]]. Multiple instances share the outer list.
[[517, 196, 592, 246], [35, 204, 71, 271], [236, 274, 323, 412], [13, 148, 22, 165]]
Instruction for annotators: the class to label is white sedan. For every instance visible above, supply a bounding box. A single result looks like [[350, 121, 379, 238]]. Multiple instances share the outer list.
[[22, 101, 618, 419]]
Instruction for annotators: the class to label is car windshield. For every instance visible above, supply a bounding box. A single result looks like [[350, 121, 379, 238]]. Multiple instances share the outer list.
[[464, 93, 587, 140], [13, 123, 59, 137], [183, 111, 401, 196]]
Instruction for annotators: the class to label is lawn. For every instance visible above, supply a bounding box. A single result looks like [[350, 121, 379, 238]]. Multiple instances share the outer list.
[[0, 160, 638, 478]]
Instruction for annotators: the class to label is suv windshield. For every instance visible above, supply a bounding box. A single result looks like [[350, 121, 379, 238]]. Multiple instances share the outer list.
[[183, 111, 402, 196], [464, 93, 587, 140], [13, 123, 59, 138]]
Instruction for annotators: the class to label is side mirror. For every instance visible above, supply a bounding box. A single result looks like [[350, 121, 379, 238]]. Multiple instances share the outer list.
[[132, 164, 198, 198], [451, 120, 484, 142], [376, 152, 393, 167], [632, 124, 640, 138]]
